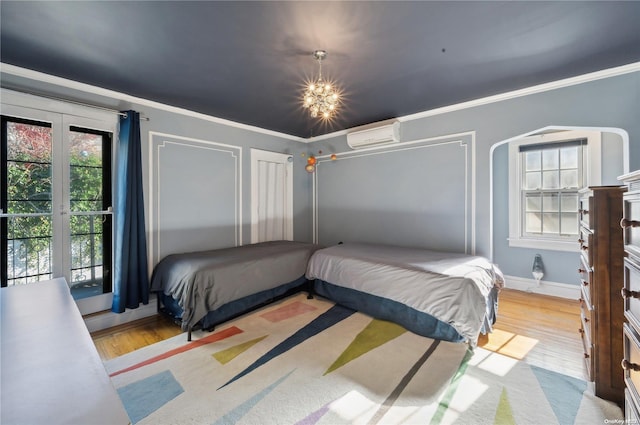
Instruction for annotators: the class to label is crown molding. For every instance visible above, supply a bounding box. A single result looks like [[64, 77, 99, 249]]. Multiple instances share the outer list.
[[0, 63, 305, 143], [308, 61, 640, 142], [2, 61, 638, 144]]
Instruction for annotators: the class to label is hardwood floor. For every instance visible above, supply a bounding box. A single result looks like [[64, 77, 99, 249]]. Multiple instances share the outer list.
[[478, 288, 585, 380], [91, 314, 182, 361], [91, 289, 586, 380]]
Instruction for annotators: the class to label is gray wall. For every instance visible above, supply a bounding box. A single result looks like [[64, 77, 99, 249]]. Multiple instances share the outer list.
[[1, 70, 314, 271], [3, 68, 638, 285], [307, 71, 640, 284], [314, 135, 473, 253], [131, 108, 315, 267]]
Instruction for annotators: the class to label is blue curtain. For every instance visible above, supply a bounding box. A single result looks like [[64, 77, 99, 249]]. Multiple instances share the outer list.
[[112, 110, 149, 312]]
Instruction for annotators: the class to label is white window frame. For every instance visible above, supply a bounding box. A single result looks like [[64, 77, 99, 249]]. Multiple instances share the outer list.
[[508, 130, 601, 252], [1, 89, 118, 314]]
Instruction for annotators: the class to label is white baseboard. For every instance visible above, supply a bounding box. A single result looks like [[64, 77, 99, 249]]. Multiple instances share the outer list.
[[83, 296, 158, 333], [503, 275, 580, 300]]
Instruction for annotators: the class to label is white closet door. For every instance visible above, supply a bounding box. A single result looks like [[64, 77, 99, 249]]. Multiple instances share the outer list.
[[251, 149, 293, 243]]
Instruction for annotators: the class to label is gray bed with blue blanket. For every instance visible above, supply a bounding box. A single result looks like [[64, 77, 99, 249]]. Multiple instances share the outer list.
[[150, 240, 320, 340], [305, 243, 504, 345]]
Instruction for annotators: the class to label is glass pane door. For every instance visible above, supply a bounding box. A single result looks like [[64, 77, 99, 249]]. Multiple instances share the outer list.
[[2, 116, 113, 301], [68, 127, 112, 299], [1, 118, 53, 285]]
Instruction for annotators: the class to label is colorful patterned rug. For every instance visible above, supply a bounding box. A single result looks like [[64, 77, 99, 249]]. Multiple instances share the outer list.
[[104, 293, 623, 424]]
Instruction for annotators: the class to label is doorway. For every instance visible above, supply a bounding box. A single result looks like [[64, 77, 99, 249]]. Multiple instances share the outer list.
[[250, 149, 293, 243]]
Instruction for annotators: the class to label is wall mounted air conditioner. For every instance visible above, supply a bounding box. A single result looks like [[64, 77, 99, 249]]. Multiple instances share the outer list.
[[347, 120, 401, 149]]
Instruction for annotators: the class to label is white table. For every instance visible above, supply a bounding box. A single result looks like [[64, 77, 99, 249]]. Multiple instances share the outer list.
[[1, 278, 130, 425]]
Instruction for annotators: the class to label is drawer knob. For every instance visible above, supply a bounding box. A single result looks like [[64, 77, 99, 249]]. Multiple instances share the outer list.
[[578, 328, 584, 334], [578, 268, 587, 274], [622, 359, 640, 371], [584, 353, 590, 359], [621, 218, 640, 229], [578, 238, 585, 244], [580, 209, 589, 215], [582, 280, 589, 287], [621, 288, 640, 299], [581, 245, 589, 251]]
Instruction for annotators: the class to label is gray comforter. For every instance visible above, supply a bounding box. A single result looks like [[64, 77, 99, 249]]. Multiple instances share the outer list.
[[151, 241, 319, 331], [306, 243, 504, 344]]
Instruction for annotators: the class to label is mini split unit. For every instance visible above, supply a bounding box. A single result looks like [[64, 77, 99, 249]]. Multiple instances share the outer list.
[[346, 120, 401, 149]]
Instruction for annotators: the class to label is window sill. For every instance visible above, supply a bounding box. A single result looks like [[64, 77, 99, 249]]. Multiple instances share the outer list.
[[508, 237, 580, 252]]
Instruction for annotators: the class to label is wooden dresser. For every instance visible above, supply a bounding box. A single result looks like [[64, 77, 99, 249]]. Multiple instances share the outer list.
[[578, 185, 625, 405], [619, 171, 640, 418]]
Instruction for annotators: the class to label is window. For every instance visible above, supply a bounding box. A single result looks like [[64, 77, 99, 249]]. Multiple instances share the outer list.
[[509, 130, 601, 252], [1, 110, 114, 303]]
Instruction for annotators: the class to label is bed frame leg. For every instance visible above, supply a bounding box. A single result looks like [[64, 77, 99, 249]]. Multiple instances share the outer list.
[[187, 328, 192, 342], [306, 279, 314, 299]]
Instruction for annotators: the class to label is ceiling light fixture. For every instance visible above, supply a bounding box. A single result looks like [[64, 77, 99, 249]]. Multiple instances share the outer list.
[[302, 50, 340, 120]]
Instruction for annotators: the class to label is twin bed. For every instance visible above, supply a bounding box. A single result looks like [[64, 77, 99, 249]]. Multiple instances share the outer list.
[[151, 240, 504, 345]]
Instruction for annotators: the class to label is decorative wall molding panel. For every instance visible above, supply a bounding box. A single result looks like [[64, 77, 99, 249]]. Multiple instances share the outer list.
[[312, 132, 476, 254], [149, 132, 242, 267]]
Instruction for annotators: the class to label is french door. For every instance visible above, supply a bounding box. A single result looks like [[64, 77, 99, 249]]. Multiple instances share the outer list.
[[1, 106, 114, 302]]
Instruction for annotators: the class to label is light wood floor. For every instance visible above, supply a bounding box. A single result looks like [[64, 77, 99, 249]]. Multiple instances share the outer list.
[[91, 289, 586, 379]]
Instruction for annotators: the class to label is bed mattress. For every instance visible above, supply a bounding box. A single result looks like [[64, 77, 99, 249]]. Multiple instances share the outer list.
[[305, 243, 504, 343], [151, 240, 319, 331]]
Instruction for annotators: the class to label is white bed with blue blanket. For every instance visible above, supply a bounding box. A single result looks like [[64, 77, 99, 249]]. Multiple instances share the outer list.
[[305, 243, 504, 345]]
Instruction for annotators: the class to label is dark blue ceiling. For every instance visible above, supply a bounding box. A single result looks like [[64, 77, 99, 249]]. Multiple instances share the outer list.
[[1, 1, 639, 138]]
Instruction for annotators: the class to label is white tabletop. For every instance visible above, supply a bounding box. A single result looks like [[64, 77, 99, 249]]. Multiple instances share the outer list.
[[1, 278, 130, 425]]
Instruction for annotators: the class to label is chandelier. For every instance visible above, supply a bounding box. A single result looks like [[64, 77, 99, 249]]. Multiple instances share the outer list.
[[302, 50, 340, 120]]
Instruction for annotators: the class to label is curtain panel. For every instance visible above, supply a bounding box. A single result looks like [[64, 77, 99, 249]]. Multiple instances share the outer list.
[[112, 110, 149, 312]]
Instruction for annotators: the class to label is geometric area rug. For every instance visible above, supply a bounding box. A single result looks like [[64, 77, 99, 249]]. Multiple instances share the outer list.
[[104, 293, 624, 424]]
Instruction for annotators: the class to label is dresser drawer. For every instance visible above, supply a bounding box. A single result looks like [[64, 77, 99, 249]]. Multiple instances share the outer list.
[[624, 256, 640, 336], [578, 255, 592, 301], [579, 283, 593, 332], [579, 283, 593, 376], [622, 191, 640, 260], [623, 324, 640, 409], [626, 389, 640, 425], [580, 320, 594, 380], [579, 227, 593, 267], [579, 193, 593, 230]]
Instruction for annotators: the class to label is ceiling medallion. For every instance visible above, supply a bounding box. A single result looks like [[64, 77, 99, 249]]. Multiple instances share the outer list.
[[302, 50, 340, 120]]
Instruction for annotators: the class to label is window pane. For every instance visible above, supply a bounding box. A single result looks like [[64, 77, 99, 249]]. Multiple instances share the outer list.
[[525, 172, 541, 190], [69, 131, 103, 213], [525, 151, 541, 171], [7, 122, 52, 163], [518, 140, 583, 242], [525, 213, 542, 233], [560, 194, 578, 212], [6, 217, 52, 285], [542, 194, 559, 212], [542, 213, 559, 234], [542, 149, 559, 170], [542, 170, 559, 189], [526, 194, 541, 212], [560, 147, 579, 169], [560, 170, 578, 188], [3, 120, 54, 286], [560, 213, 578, 235], [6, 122, 52, 214]]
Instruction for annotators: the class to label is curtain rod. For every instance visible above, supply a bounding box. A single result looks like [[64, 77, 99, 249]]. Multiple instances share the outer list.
[[4, 86, 150, 121]]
